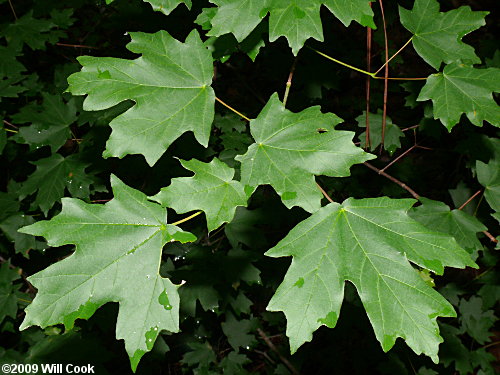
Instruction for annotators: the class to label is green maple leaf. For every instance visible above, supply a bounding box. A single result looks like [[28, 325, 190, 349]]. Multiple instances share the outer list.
[[265, 197, 476, 360], [236, 93, 374, 213], [0, 214, 40, 256], [418, 63, 500, 130], [1, 10, 73, 50], [208, 0, 375, 55], [458, 296, 495, 344], [356, 110, 404, 155], [106, 0, 191, 15], [409, 198, 486, 254], [18, 175, 196, 371], [12, 94, 77, 152], [151, 158, 248, 231], [18, 154, 95, 215], [476, 159, 500, 213], [399, 0, 487, 69], [67, 30, 215, 166], [0, 262, 21, 324]]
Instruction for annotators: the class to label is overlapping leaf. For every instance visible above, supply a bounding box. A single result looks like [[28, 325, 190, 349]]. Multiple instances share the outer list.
[[18, 154, 95, 215], [265, 197, 476, 360], [409, 198, 486, 255], [236, 94, 374, 212], [207, 0, 375, 55], [418, 63, 500, 130], [106, 0, 191, 15], [67, 30, 215, 166], [12, 94, 77, 152], [151, 158, 248, 231], [356, 110, 404, 155], [476, 159, 500, 213], [399, 0, 487, 69], [0, 10, 74, 50], [19, 176, 196, 371]]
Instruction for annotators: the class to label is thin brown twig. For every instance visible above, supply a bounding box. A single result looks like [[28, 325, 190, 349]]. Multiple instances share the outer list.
[[415, 145, 433, 150], [316, 182, 335, 204], [373, 76, 427, 81], [55, 42, 98, 49], [458, 189, 482, 210], [3, 119, 18, 129], [364, 162, 420, 199], [283, 56, 298, 107], [482, 231, 498, 243], [8, 0, 17, 20], [379, 144, 418, 173], [365, 15, 372, 149], [257, 329, 300, 375], [378, 0, 389, 152], [401, 124, 419, 132]]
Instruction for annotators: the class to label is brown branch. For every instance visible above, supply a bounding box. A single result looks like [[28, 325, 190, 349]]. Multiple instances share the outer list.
[[316, 182, 335, 204], [378, 0, 389, 152], [401, 124, 419, 132], [8, 0, 17, 20], [257, 329, 300, 375], [379, 144, 418, 173], [365, 16, 372, 149], [3, 119, 18, 129], [483, 231, 498, 244], [458, 189, 482, 210], [56, 42, 98, 49], [364, 162, 420, 199]]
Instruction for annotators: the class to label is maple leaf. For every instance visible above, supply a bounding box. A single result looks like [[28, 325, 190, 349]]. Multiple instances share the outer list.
[[417, 63, 500, 130], [399, 0, 487, 69], [12, 94, 77, 152], [18, 175, 196, 371], [0, 10, 74, 50], [106, 0, 191, 15], [151, 158, 249, 231], [265, 197, 476, 360], [67, 30, 215, 166], [208, 0, 375, 55], [476, 159, 500, 213], [18, 154, 95, 215], [0, 262, 22, 324], [409, 198, 486, 255], [356, 110, 404, 155], [236, 93, 374, 213]]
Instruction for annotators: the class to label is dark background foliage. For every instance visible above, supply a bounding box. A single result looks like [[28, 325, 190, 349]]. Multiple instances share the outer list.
[[0, 0, 498, 374]]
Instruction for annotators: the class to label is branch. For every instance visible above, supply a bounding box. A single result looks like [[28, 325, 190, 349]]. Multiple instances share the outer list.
[[316, 182, 335, 204], [283, 56, 298, 107], [378, 0, 389, 150], [257, 329, 299, 375], [364, 162, 420, 199]]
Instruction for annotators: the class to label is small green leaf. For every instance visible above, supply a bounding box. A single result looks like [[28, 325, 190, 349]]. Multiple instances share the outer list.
[[400, 0, 487, 69], [409, 198, 486, 254], [12, 94, 77, 152], [151, 158, 248, 231], [18, 154, 94, 215], [476, 159, 500, 213], [356, 110, 404, 155], [18, 175, 196, 371]]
